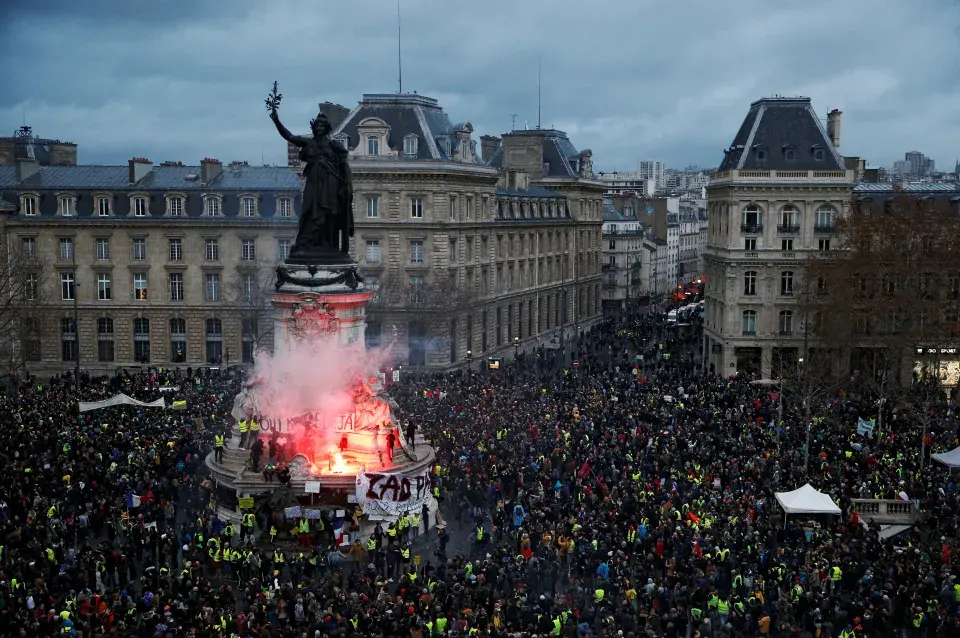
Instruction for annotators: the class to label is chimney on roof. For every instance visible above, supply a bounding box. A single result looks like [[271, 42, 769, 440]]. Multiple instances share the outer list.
[[480, 135, 501, 162], [826, 109, 842, 150], [128, 157, 153, 184], [15, 158, 39, 183], [201, 158, 222, 184]]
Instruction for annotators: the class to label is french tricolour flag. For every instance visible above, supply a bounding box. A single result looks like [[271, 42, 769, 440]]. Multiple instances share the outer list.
[[125, 493, 142, 508]]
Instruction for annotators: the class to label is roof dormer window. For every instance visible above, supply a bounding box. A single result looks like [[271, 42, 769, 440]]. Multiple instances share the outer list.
[[783, 145, 797, 161], [403, 134, 418, 156], [813, 147, 825, 161], [366, 136, 380, 156], [753, 146, 767, 161]]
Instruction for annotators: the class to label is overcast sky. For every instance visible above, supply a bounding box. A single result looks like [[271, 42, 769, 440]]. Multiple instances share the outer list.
[[2, 0, 958, 172]]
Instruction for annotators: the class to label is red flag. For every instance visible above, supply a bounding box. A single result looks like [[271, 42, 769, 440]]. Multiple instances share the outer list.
[[577, 461, 591, 479]]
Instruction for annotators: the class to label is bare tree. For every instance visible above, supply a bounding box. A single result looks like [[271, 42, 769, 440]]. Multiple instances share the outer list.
[[226, 258, 277, 361], [806, 193, 960, 433], [0, 240, 52, 376], [364, 269, 481, 366]]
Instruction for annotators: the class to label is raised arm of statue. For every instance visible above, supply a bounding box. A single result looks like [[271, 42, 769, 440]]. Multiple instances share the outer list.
[[269, 111, 309, 148]]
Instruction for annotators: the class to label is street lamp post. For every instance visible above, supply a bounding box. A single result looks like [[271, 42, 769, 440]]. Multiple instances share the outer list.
[[513, 336, 520, 368], [466, 349, 473, 373]]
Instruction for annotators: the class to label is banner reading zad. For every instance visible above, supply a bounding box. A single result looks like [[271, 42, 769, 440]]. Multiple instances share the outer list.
[[355, 468, 432, 517]]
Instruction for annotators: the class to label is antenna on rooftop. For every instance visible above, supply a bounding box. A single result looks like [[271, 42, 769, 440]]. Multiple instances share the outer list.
[[397, 0, 403, 94], [510, 113, 518, 131], [537, 56, 542, 130]]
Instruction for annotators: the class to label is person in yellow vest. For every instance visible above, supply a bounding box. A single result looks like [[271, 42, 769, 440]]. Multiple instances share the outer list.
[[269, 524, 277, 543], [223, 523, 235, 539], [237, 419, 249, 449], [241, 512, 256, 541], [249, 417, 260, 446], [214, 433, 225, 462], [411, 512, 421, 541], [298, 517, 311, 548]]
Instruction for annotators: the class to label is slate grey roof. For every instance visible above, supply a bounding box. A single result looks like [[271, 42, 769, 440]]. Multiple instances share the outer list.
[[486, 129, 584, 177], [602, 199, 631, 222], [0, 197, 15, 210], [0, 164, 301, 220], [854, 182, 960, 194], [718, 97, 845, 172], [495, 185, 564, 199], [331, 93, 481, 162]]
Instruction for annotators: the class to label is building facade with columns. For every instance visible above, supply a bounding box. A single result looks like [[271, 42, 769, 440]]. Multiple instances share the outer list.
[[329, 94, 604, 368], [0, 157, 301, 376], [701, 98, 854, 378]]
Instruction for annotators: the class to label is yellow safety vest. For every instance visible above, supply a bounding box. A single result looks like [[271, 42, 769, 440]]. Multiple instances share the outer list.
[[215, 435, 224, 447], [250, 420, 260, 432], [238, 420, 248, 433]]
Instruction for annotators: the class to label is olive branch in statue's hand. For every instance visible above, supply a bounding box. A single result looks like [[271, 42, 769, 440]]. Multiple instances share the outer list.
[[265, 81, 283, 115]]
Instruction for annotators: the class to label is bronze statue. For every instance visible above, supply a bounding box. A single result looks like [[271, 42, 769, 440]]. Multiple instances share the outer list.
[[266, 82, 353, 261]]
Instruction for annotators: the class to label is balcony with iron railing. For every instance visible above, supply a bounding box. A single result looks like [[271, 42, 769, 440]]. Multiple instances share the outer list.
[[710, 169, 854, 183], [740, 222, 763, 234], [777, 223, 800, 234], [813, 223, 834, 234]]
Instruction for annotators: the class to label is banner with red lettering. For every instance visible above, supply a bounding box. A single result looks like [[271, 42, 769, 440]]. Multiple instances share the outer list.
[[355, 468, 432, 517]]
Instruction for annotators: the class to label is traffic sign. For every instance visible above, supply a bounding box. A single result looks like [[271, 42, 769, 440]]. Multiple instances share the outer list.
[[573, 360, 580, 368]]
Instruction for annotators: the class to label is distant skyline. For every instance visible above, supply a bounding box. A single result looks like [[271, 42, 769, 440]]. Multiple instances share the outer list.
[[2, 0, 959, 172]]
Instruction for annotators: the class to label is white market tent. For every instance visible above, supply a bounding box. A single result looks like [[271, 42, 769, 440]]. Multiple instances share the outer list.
[[932, 446, 960, 469], [775, 483, 841, 516]]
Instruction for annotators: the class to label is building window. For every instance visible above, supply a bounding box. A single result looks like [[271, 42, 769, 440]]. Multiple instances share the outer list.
[[205, 273, 220, 302], [449, 239, 457, 264], [205, 317, 223, 363], [24, 273, 37, 300], [205, 238, 219, 261], [780, 271, 794, 296], [818, 238, 831, 251], [59, 238, 74, 261], [743, 270, 757, 296], [367, 136, 380, 156], [133, 197, 148, 217], [779, 310, 794, 335], [132, 238, 147, 260], [169, 196, 184, 217], [170, 273, 184, 301], [22, 318, 40, 361], [403, 135, 418, 156], [133, 272, 148, 300], [21, 236, 36, 258], [133, 317, 150, 363], [241, 196, 256, 217], [204, 196, 221, 217], [365, 321, 381, 349], [95, 238, 110, 261], [366, 196, 379, 218], [60, 196, 75, 217], [170, 318, 186, 363], [240, 273, 255, 302], [365, 240, 381, 264], [97, 273, 112, 300], [777, 205, 799, 232], [278, 197, 292, 218], [242, 319, 257, 363], [60, 272, 75, 301], [814, 148, 825, 161], [781, 238, 794, 251], [815, 206, 835, 232], [409, 274, 424, 304], [97, 317, 114, 362], [61, 317, 77, 362], [742, 310, 757, 335], [741, 205, 762, 233], [410, 197, 423, 218], [97, 197, 111, 217], [410, 240, 424, 264], [241, 239, 256, 261], [168, 238, 182, 261], [21, 195, 38, 216], [277, 239, 291, 260]]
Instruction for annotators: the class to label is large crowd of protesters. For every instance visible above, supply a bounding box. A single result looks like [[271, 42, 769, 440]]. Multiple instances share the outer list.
[[1, 306, 959, 637]]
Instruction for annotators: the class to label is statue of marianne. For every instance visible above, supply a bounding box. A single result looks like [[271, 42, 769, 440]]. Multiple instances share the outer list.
[[267, 86, 353, 259]]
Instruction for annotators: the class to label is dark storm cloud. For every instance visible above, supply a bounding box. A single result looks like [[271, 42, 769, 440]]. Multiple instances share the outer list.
[[1, 0, 959, 171]]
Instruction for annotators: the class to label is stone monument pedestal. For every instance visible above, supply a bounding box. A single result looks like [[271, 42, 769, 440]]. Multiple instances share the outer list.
[[272, 261, 374, 351]]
